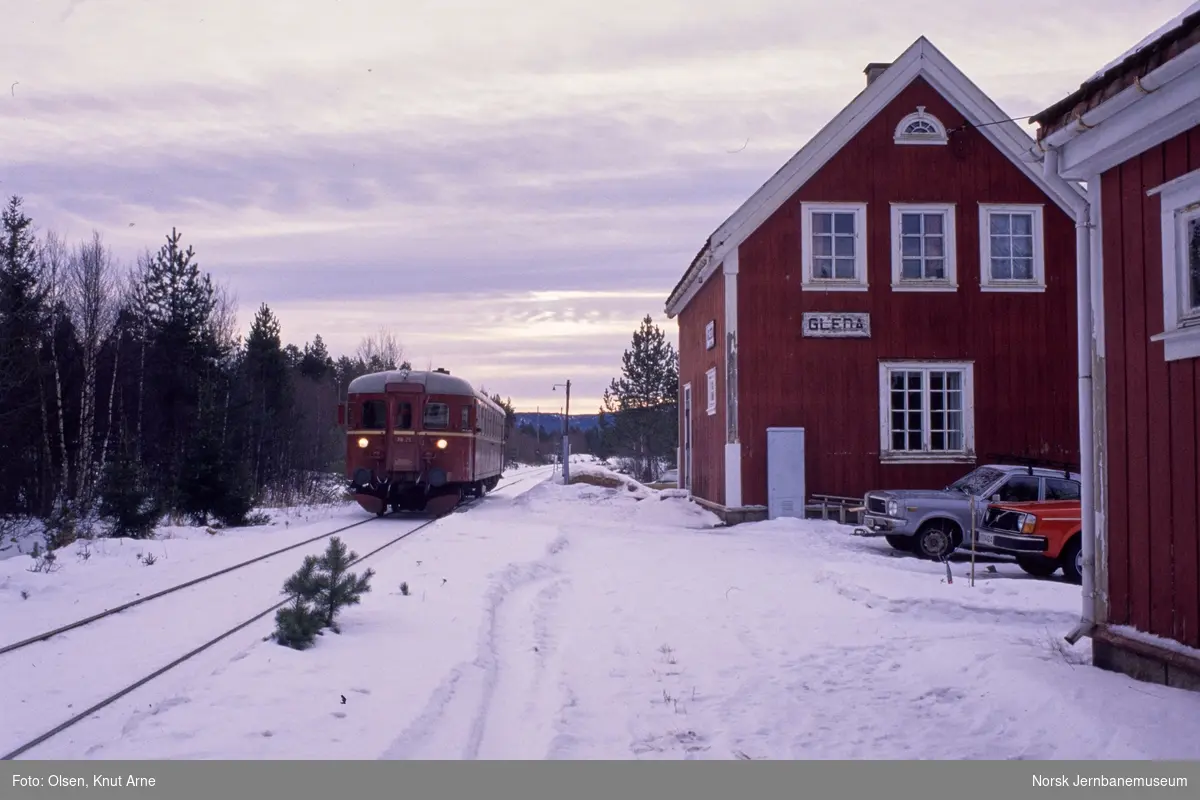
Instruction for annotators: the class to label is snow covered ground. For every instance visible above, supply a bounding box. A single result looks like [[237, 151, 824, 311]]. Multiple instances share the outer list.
[[6, 461, 1200, 760]]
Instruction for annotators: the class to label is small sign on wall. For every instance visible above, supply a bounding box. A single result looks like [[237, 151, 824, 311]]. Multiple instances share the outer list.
[[705, 320, 716, 350], [802, 312, 871, 338]]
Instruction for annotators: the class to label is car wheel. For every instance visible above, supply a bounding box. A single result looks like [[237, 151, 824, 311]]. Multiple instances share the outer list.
[[1059, 537, 1083, 584], [885, 535, 912, 552], [914, 520, 958, 560], [1015, 555, 1059, 577]]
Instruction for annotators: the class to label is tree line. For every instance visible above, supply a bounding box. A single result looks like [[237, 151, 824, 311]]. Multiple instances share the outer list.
[[0, 195, 502, 546], [0, 192, 680, 551]]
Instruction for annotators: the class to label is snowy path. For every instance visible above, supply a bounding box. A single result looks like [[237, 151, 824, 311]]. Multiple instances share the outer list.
[[12, 466, 1200, 761]]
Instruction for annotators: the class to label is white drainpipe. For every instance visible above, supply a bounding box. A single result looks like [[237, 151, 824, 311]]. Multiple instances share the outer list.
[[1065, 193, 1097, 645], [1040, 135, 1096, 643]]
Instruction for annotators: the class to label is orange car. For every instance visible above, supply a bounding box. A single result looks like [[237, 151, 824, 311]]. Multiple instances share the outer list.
[[972, 499, 1082, 583]]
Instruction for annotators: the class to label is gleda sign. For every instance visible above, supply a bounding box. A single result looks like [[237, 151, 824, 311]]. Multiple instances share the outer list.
[[802, 312, 870, 338]]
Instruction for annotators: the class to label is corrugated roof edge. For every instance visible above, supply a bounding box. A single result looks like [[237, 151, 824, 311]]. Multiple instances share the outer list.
[[1031, 6, 1200, 137]]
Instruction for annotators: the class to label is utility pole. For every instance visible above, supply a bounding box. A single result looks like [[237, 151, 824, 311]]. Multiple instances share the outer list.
[[553, 380, 571, 483]]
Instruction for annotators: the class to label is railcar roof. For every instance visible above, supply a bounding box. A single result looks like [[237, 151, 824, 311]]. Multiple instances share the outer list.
[[347, 369, 499, 409]]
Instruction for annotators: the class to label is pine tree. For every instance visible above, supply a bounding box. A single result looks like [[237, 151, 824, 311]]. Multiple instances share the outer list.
[[313, 536, 375, 630], [0, 196, 50, 514], [601, 315, 679, 481], [97, 435, 160, 538]]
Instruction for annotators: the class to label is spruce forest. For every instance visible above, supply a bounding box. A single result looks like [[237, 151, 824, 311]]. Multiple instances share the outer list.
[[0, 195, 446, 543]]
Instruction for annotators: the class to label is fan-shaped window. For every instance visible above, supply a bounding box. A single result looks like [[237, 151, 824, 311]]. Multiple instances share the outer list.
[[894, 106, 948, 145]]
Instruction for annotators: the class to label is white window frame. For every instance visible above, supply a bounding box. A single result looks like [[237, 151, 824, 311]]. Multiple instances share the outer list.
[[978, 204, 1046, 292], [705, 367, 717, 415], [705, 320, 715, 350], [800, 202, 869, 291], [890, 203, 958, 291], [893, 107, 948, 146], [1149, 168, 1200, 362], [878, 360, 975, 463]]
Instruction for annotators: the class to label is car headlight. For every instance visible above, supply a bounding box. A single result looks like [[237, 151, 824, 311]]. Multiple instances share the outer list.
[[886, 500, 900, 517], [1018, 513, 1037, 534], [357, 437, 369, 448], [436, 439, 448, 449]]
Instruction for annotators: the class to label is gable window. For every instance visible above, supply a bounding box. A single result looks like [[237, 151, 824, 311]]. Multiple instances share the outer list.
[[890, 203, 957, 290], [1148, 168, 1200, 361], [705, 367, 717, 415], [878, 361, 975, 462], [893, 107, 948, 146], [978, 204, 1046, 291], [800, 202, 868, 291]]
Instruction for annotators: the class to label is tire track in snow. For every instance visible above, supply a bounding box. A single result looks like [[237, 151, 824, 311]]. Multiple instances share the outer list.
[[463, 533, 570, 759], [377, 533, 570, 760]]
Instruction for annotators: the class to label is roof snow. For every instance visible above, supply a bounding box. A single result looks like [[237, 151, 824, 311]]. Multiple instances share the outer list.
[[1086, 1, 1200, 83]]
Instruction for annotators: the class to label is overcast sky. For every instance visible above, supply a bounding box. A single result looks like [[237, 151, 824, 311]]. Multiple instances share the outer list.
[[0, 0, 1181, 411]]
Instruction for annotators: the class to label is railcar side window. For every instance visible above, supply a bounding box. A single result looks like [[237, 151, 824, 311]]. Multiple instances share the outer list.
[[361, 400, 386, 430], [395, 401, 413, 430], [424, 402, 450, 430], [461, 406, 470, 431]]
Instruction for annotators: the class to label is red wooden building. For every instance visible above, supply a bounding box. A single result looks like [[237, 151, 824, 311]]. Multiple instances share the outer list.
[[1030, 3, 1200, 689], [664, 36, 1087, 524]]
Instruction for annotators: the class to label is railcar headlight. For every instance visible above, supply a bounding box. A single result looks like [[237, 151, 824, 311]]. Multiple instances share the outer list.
[[357, 437, 369, 448], [436, 439, 448, 449]]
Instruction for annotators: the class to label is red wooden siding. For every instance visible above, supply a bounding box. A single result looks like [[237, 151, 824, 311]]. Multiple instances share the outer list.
[[1099, 124, 1200, 649], [677, 270, 725, 505], [735, 77, 1080, 506]]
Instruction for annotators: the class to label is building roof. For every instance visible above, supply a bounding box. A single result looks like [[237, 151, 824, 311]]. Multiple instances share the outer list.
[[664, 36, 1087, 319], [347, 368, 500, 409], [1031, 3, 1200, 137]]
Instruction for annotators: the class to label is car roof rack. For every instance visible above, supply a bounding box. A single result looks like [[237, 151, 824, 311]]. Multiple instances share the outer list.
[[984, 453, 1078, 479]]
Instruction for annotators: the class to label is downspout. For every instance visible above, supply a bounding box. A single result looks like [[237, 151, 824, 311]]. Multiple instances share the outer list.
[[1038, 139, 1097, 643], [1065, 170, 1097, 645]]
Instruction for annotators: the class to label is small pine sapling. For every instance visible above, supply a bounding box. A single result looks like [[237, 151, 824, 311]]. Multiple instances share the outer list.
[[273, 596, 324, 650], [272, 555, 324, 649], [313, 537, 375, 632]]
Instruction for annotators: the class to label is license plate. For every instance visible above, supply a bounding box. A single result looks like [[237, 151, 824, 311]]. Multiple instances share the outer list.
[[975, 531, 996, 547]]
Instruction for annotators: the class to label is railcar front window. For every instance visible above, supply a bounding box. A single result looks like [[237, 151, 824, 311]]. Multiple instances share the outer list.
[[424, 402, 449, 430], [361, 400, 386, 430], [395, 401, 413, 430]]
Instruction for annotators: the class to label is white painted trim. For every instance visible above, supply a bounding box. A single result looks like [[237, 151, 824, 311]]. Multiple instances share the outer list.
[[705, 367, 717, 415], [1151, 166, 1200, 362], [893, 106, 948, 146], [723, 247, 739, 445], [706, 37, 1086, 269], [878, 360, 976, 462], [800, 202, 869, 291], [724, 443, 742, 508], [977, 203, 1047, 291], [1046, 44, 1200, 180], [889, 203, 958, 290], [682, 382, 693, 492]]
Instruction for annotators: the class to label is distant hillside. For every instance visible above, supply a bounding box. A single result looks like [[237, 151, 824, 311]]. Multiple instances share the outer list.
[[513, 412, 602, 432]]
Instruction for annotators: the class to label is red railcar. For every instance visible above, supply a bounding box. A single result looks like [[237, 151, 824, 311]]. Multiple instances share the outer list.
[[338, 367, 507, 515]]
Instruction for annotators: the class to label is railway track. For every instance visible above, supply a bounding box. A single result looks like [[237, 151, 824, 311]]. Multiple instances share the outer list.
[[0, 467, 551, 761]]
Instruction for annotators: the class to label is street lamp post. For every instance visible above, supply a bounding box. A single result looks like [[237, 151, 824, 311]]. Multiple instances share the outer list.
[[552, 380, 571, 483]]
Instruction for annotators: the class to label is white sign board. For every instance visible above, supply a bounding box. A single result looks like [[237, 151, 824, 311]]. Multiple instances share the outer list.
[[802, 312, 870, 338]]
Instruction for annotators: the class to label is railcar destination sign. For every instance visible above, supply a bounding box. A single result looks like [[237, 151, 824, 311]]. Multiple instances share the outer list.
[[802, 312, 871, 338]]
